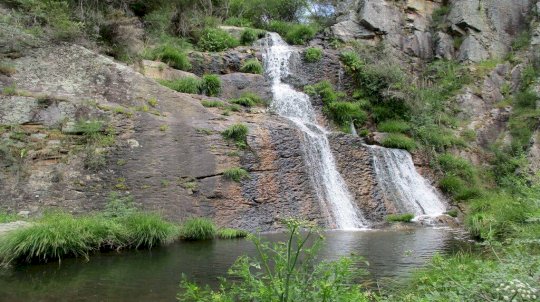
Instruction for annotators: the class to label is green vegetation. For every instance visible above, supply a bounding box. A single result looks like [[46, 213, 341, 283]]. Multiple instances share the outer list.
[[200, 74, 221, 97], [382, 133, 416, 151], [0, 196, 179, 265], [304, 47, 323, 62], [240, 28, 265, 45], [222, 123, 249, 148], [180, 218, 216, 241], [159, 77, 201, 94], [201, 100, 224, 108], [267, 21, 319, 45], [144, 44, 191, 71], [229, 92, 265, 108], [216, 228, 248, 239], [147, 98, 158, 107], [0, 62, 16, 76], [377, 120, 411, 133], [223, 167, 250, 182], [197, 28, 239, 52], [386, 213, 414, 223], [240, 58, 263, 74], [0, 211, 18, 223], [179, 219, 369, 302]]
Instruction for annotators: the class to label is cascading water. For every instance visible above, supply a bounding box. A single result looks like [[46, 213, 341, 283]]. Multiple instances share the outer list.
[[262, 33, 366, 229], [368, 145, 447, 220]]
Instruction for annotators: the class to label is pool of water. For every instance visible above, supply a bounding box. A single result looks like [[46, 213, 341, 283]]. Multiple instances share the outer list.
[[0, 227, 470, 302]]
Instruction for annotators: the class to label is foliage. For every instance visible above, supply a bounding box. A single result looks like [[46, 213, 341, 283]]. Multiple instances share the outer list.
[[0, 209, 178, 265], [0, 62, 16, 76], [386, 213, 414, 223], [222, 123, 249, 148], [377, 120, 411, 133], [285, 23, 318, 45], [304, 47, 323, 62], [201, 100, 224, 108], [223, 17, 252, 27], [382, 133, 416, 151], [178, 219, 370, 302], [145, 44, 191, 71], [201, 74, 222, 97], [324, 102, 367, 127], [158, 77, 202, 94], [240, 58, 263, 74], [512, 30, 532, 51], [0, 211, 18, 223], [217, 228, 248, 239], [180, 218, 216, 241], [240, 28, 265, 45], [197, 28, 239, 52], [229, 92, 265, 107], [223, 167, 250, 182]]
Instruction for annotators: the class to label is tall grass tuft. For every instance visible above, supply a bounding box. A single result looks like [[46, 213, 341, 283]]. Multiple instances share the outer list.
[[201, 74, 221, 97], [147, 44, 192, 71], [158, 77, 202, 94], [381, 133, 416, 151], [386, 213, 414, 222], [222, 123, 249, 148], [217, 228, 248, 239], [180, 218, 216, 241], [121, 213, 179, 248], [223, 167, 250, 182], [240, 58, 263, 74]]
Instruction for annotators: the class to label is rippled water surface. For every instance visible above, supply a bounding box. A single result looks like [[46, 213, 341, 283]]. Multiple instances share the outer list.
[[0, 227, 470, 302]]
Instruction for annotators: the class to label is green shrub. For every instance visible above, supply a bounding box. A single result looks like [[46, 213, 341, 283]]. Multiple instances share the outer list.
[[148, 44, 192, 71], [439, 175, 466, 195], [74, 120, 103, 136], [304, 47, 323, 62], [512, 30, 531, 50], [386, 213, 415, 223], [201, 74, 221, 97], [180, 218, 216, 241], [240, 28, 265, 45], [285, 24, 318, 45], [223, 167, 250, 182], [223, 17, 253, 27], [325, 102, 367, 127], [437, 153, 476, 182], [121, 213, 179, 248], [377, 120, 411, 133], [240, 58, 263, 74], [514, 90, 538, 109], [217, 228, 249, 239], [197, 28, 239, 52], [201, 100, 224, 108], [381, 133, 416, 151], [0, 211, 18, 223], [158, 77, 202, 94], [230, 97, 257, 107]]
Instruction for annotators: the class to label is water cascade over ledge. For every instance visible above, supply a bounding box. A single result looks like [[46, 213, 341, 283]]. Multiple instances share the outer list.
[[262, 33, 366, 229], [369, 145, 447, 220]]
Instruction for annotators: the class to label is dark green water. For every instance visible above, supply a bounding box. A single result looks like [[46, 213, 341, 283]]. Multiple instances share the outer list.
[[0, 227, 469, 302]]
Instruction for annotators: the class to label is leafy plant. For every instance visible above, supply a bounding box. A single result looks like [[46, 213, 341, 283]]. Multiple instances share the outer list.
[[197, 28, 239, 52], [201, 74, 221, 97]]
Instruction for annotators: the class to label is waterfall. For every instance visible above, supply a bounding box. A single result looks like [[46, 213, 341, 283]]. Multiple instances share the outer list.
[[368, 145, 447, 220], [262, 33, 366, 229]]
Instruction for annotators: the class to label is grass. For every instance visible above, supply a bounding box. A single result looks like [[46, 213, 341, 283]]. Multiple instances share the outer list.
[[240, 28, 265, 45], [324, 102, 367, 127], [201, 100, 224, 108], [147, 98, 158, 107], [216, 228, 248, 239], [180, 218, 216, 241], [146, 44, 192, 71], [304, 47, 323, 62], [158, 77, 202, 94], [197, 28, 239, 52], [0, 211, 179, 265], [0, 211, 18, 223], [201, 74, 221, 97], [240, 58, 263, 74], [229, 92, 265, 108], [381, 133, 416, 151], [222, 123, 249, 148], [0, 63, 16, 76], [377, 120, 411, 133], [223, 167, 249, 182], [386, 213, 414, 222]]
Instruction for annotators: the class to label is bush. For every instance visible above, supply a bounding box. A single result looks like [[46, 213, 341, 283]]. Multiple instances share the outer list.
[[148, 44, 192, 71], [217, 228, 249, 239], [377, 120, 411, 133], [304, 47, 323, 62], [201, 74, 221, 97], [382, 133, 416, 151], [0, 211, 178, 264], [439, 175, 466, 195], [324, 102, 367, 127], [285, 24, 318, 45], [386, 213, 415, 223], [180, 218, 216, 241], [223, 17, 253, 27], [230, 97, 257, 107], [240, 58, 263, 74], [223, 167, 250, 182], [515, 90, 538, 109], [197, 28, 239, 52], [437, 153, 476, 182], [240, 28, 265, 45], [201, 100, 224, 108], [158, 77, 202, 94]]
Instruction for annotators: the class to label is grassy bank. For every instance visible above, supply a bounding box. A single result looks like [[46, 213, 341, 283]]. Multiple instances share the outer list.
[[0, 199, 248, 265]]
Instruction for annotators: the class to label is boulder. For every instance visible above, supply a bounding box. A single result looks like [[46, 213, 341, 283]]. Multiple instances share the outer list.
[[219, 73, 272, 100], [139, 60, 199, 81]]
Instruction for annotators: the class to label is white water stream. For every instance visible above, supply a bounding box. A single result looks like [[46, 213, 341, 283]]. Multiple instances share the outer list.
[[262, 33, 366, 229], [369, 145, 447, 220]]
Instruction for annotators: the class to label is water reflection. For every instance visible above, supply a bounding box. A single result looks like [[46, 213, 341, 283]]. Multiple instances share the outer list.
[[0, 228, 467, 302]]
